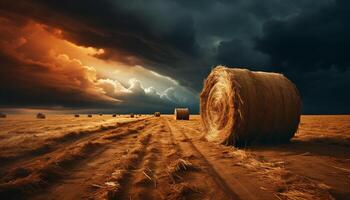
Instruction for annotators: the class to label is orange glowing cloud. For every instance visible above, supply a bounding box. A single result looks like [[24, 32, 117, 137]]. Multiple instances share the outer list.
[[0, 14, 197, 112], [0, 16, 120, 107]]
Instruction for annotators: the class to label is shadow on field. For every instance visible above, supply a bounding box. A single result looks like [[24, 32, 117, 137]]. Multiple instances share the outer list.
[[247, 139, 350, 159]]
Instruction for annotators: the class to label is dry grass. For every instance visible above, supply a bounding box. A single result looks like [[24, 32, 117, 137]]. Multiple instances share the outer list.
[[103, 133, 152, 199], [103, 128, 140, 141], [0, 141, 102, 198], [0, 120, 140, 167], [168, 183, 201, 200], [135, 168, 157, 187], [225, 147, 333, 200], [167, 159, 199, 183], [139, 134, 151, 145], [52, 124, 118, 142], [52, 131, 81, 142], [135, 145, 160, 188], [296, 115, 350, 147], [0, 116, 142, 164]]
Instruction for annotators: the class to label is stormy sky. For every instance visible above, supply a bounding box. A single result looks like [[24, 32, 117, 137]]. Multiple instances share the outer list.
[[0, 0, 349, 114]]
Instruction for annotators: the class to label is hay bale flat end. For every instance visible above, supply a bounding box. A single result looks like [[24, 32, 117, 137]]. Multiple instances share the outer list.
[[174, 108, 190, 120]]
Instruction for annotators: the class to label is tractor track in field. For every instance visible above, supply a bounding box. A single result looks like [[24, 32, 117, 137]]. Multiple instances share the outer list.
[[33, 119, 159, 199], [103, 130, 154, 200], [171, 119, 339, 200], [165, 118, 241, 200], [95, 118, 203, 200], [120, 119, 185, 200], [90, 117, 278, 200], [0, 118, 150, 174], [167, 118, 279, 200], [2, 115, 341, 200], [31, 121, 159, 200], [0, 118, 155, 200]]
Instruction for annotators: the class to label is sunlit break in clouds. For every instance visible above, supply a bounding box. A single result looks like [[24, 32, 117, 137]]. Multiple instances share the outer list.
[[0, 10, 198, 113]]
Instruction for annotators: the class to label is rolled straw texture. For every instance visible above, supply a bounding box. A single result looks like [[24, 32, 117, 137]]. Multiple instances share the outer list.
[[200, 66, 301, 146]]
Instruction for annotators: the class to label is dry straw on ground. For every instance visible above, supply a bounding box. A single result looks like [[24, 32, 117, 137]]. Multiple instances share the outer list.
[[200, 66, 301, 146], [175, 108, 190, 120]]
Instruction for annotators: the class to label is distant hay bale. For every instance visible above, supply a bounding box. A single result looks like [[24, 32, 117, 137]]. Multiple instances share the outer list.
[[99, 113, 103, 116], [112, 114, 116, 117], [174, 108, 190, 120], [36, 113, 46, 119], [200, 66, 301, 146], [74, 114, 80, 117], [88, 114, 92, 118], [154, 112, 161, 117], [130, 113, 134, 118], [0, 113, 6, 118]]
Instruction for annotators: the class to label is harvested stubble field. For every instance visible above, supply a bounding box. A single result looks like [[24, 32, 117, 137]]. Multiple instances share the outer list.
[[0, 115, 349, 200]]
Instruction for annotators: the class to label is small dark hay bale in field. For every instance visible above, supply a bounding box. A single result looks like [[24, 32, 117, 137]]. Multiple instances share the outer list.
[[154, 112, 161, 117], [174, 108, 189, 120], [36, 113, 46, 119]]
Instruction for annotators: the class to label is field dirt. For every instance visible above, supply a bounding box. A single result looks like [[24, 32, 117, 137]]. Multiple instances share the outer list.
[[0, 114, 349, 200]]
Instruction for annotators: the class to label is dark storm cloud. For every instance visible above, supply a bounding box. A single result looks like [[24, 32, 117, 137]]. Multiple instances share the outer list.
[[0, 0, 349, 113], [0, 0, 203, 90], [255, 0, 350, 113], [1, 0, 327, 84], [256, 0, 350, 72], [217, 39, 269, 69], [1, 0, 198, 62]]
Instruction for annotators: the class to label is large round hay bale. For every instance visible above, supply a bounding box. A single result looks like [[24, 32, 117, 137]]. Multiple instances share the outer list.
[[88, 114, 92, 118], [74, 114, 80, 117], [0, 113, 6, 118], [200, 66, 301, 146], [36, 113, 46, 119], [130, 113, 134, 118], [174, 108, 190, 120], [154, 112, 161, 117]]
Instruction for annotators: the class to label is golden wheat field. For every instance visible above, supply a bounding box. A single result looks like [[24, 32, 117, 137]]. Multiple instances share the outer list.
[[0, 115, 349, 200]]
